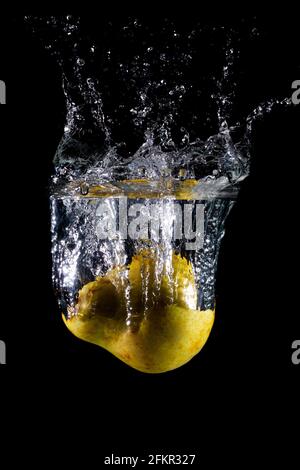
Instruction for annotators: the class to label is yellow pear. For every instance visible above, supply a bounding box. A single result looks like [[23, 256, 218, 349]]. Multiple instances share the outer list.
[[63, 250, 214, 373]]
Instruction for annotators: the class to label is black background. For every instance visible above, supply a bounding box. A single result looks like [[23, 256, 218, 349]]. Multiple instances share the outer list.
[[0, 11, 299, 464]]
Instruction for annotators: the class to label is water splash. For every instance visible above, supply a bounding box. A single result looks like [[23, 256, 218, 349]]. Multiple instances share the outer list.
[[26, 15, 292, 195]]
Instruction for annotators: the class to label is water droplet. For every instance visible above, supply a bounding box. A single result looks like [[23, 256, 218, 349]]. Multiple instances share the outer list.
[[80, 182, 89, 195]]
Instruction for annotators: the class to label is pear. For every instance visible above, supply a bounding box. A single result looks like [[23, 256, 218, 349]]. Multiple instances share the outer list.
[[63, 250, 214, 373]]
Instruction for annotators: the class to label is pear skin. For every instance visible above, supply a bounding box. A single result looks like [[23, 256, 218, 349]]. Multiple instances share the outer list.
[[63, 251, 214, 373]]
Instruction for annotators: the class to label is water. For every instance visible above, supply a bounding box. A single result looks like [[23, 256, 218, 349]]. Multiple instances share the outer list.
[[26, 17, 292, 353], [51, 183, 234, 316], [32, 16, 288, 191]]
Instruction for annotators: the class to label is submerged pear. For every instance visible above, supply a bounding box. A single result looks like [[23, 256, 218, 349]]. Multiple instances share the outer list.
[[63, 250, 214, 373]]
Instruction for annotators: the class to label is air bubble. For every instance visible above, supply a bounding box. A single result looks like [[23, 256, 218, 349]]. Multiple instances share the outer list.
[[80, 182, 89, 195]]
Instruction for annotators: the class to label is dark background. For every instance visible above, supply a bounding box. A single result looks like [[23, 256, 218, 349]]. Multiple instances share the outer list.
[[0, 12, 299, 464]]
